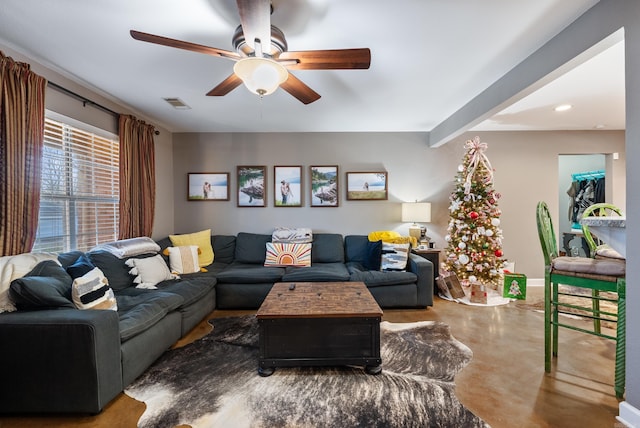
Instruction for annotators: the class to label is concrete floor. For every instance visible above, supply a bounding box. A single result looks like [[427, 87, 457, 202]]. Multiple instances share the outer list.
[[0, 287, 623, 427]]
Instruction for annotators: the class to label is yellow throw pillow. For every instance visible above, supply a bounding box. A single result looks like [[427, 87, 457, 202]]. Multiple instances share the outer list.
[[169, 229, 214, 267]]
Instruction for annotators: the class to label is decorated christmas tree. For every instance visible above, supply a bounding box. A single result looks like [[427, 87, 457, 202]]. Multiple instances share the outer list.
[[443, 136, 505, 288]]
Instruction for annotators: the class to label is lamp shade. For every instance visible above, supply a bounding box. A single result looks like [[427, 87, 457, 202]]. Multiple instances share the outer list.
[[233, 57, 289, 96], [401, 202, 431, 223]]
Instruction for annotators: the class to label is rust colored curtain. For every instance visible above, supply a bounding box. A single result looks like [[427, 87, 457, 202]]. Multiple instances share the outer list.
[[118, 114, 156, 239], [0, 51, 47, 256]]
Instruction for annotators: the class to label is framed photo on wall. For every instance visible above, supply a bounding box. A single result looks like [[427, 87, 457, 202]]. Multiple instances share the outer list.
[[237, 166, 266, 207], [274, 165, 302, 207], [187, 172, 229, 201], [346, 172, 388, 200], [310, 165, 339, 207]]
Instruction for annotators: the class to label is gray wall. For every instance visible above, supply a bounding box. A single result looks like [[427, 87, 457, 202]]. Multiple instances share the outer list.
[[171, 130, 625, 279]]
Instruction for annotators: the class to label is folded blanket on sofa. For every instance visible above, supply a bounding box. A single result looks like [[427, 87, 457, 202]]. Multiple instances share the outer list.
[[90, 237, 160, 259], [272, 227, 313, 243]]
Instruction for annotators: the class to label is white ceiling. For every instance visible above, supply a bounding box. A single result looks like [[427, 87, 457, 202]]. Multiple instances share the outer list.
[[0, 0, 623, 134]]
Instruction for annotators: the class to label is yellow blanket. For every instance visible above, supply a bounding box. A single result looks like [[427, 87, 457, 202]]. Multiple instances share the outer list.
[[368, 231, 417, 248]]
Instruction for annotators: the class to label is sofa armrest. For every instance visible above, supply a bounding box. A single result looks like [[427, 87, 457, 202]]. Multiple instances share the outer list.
[[407, 253, 434, 307], [0, 308, 123, 414]]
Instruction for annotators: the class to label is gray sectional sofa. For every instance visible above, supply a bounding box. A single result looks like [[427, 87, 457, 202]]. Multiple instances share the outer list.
[[0, 232, 433, 414]]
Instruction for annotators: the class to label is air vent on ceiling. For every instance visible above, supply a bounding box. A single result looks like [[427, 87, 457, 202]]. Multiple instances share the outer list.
[[163, 97, 191, 110]]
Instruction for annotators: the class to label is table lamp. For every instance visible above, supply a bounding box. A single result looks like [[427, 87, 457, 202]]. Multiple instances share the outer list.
[[402, 201, 432, 244]]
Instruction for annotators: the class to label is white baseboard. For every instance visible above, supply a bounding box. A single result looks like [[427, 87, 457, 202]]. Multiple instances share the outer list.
[[618, 401, 640, 427], [526, 278, 544, 287]]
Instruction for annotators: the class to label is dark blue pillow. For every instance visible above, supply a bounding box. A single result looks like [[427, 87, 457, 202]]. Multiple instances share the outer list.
[[65, 254, 96, 279], [9, 260, 74, 309], [363, 240, 382, 271]]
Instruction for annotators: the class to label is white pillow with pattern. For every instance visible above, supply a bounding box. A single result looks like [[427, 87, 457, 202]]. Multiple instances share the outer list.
[[126, 254, 178, 289], [71, 267, 118, 311]]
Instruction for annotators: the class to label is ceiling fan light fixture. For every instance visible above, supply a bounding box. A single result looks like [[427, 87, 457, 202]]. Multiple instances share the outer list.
[[233, 57, 288, 96]]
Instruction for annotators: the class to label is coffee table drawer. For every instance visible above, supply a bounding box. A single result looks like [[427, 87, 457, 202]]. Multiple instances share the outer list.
[[259, 317, 381, 369]]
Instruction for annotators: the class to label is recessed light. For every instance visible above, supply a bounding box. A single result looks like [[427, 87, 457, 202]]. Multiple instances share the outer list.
[[554, 104, 572, 112], [594, 124, 606, 129]]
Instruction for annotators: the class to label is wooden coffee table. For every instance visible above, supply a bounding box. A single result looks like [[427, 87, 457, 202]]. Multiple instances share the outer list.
[[256, 281, 383, 376]]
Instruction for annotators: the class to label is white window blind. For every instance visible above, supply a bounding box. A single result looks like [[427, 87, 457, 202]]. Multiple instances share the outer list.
[[32, 117, 119, 253]]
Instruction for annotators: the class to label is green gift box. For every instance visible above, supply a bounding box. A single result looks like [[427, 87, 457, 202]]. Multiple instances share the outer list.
[[503, 273, 527, 300]]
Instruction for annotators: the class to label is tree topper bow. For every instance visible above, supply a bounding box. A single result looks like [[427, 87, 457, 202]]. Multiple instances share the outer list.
[[463, 136, 494, 194]]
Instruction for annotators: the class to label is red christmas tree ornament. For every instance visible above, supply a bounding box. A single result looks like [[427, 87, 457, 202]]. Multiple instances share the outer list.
[[469, 211, 479, 220], [494, 249, 503, 257]]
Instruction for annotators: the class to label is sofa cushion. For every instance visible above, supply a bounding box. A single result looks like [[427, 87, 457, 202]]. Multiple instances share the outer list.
[[281, 263, 350, 282], [115, 291, 184, 342], [311, 233, 344, 263], [344, 236, 382, 270], [216, 262, 284, 283], [264, 242, 312, 267], [9, 260, 74, 309], [234, 233, 272, 264], [346, 262, 417, 287], [211, 235, 236, 264], [88, 251, 134, 291], [156, 278, 215, 307], [170, 229, 214, 267]]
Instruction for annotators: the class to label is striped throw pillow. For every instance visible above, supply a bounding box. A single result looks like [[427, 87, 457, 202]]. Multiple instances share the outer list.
[[71, 267, 118, 311], [167, 246, 200, 274]]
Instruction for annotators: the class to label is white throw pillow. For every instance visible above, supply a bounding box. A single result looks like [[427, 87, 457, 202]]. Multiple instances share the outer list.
[[0, 252, 58, 313], [126, 254, 178, 289], [167, 246, 200, 274], [380, 242, 411, 271], [71, 267, 118, 311]]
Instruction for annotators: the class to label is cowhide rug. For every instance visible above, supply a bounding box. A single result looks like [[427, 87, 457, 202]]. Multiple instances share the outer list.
[[125, 316, 489, 428]]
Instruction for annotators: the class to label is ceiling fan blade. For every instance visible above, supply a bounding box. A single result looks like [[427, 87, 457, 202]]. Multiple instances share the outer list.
[[236, 0, 271, 53], [206, 73, 243, 96], [280, 73, 321, 105], [279, 49, 371, 70], [130, 30, 242, 61]]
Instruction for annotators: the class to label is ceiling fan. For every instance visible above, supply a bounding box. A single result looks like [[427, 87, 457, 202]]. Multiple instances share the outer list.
[[130, 0, 371, 104]]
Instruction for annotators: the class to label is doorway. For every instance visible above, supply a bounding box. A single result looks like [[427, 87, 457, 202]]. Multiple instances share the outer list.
[[558, 154, 605, 256]]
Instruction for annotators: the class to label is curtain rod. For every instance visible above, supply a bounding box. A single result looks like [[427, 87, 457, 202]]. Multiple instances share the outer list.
[[47, 81, 119, 117], [46, 81, 160, 135]]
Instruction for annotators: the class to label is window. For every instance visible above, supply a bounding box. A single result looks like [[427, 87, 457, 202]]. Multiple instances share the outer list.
[[32, 117, 119, 252]]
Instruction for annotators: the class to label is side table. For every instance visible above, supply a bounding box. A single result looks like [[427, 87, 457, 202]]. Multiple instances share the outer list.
[[411, 248, 440, 284]]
